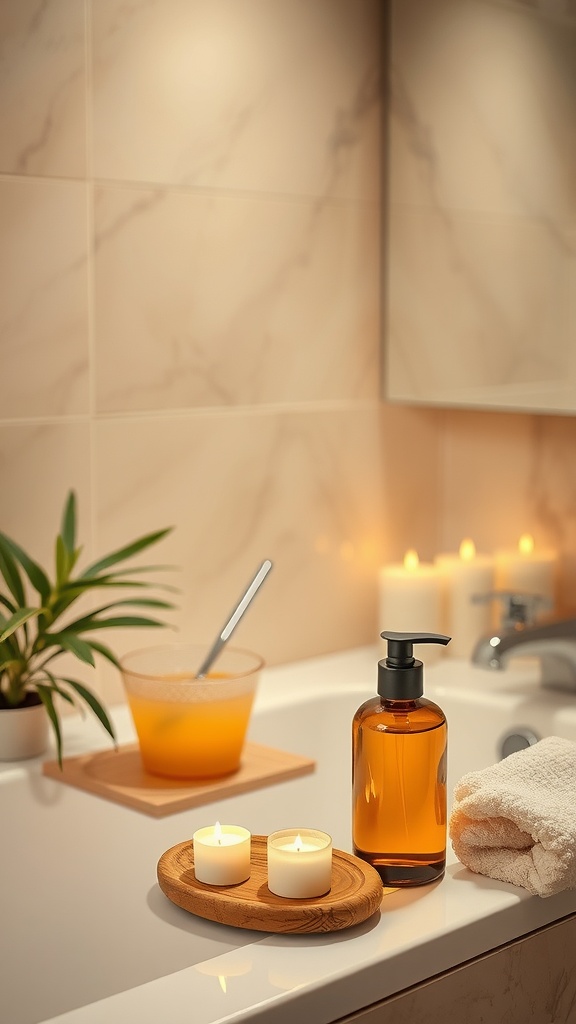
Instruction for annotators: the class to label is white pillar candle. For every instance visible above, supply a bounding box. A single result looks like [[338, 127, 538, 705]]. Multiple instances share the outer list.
[[267, 829, 332, 899], [378, 550, 442, 661], [193, 822, 251, 885], [435, 539, 495, 658], [495, 534, 558, 611]]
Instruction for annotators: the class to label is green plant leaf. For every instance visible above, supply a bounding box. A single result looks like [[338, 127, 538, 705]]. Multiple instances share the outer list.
[[0, 532, 51, 603], [0, 593, 16, 615], [55, 597, 174, 623], [0, 607, 43, 643], [0, 491, 175, 764], [0, 606, 26, 659], [60, 491, 76, 554], [58, 574, 179, 598], [0, 653, 21, 672], [49, 580, 177, 622], [63, 613, 169, 635], [78, 597, 174, 620], [61, 575, 178, 591], [77, 565, 178, 581], [79, 528, 172, 578], [58, 578, 145, 595], [61, 678, 116, 745], [0, 631, 22, 664], [44, 631, 96, 666], [41, 671, 77, 708], [0, 542, 26, 607], [86, 639, 122, 669], [55, 535, 69, 588], [36, 683, 63, 768]]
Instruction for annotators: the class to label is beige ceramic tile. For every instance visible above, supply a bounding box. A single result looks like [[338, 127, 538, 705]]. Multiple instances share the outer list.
[[386, 205, 573, 410], [0, 178, 90, 418], [92, 0, 381, 200], [93, 405, 383, 702], [441, 409, 576, 579], [0, 422, 92, 564], [390, 0, 576, 223], [94, 184, 379, 413], [441, 410, 538, 555], [379, 403, 443, 563], [386, 0, 576, 415], [0, 0, 86, 177], [439, 408, 576, 616], [512, 414, 576, 612], [439, 410, 576, 616]]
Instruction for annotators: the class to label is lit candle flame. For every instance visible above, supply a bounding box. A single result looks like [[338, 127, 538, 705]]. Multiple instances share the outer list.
[[519, 534, 534, 556], [294, 833, 303, 852], [214, 821, 222, 846], [218, 975, 227, 994], [403, 549, 420, 571], [459, 538, 476, 561]]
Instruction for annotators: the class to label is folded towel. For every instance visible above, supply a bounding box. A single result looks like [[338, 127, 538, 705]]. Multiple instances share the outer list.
[[449, 735, 576, 897]]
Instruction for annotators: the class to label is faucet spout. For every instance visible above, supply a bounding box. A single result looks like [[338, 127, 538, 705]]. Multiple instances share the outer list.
[[471, 617, 576, 693]]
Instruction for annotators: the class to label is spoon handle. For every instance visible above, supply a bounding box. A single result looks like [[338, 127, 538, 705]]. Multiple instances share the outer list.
[[195, 559, 273, 678]]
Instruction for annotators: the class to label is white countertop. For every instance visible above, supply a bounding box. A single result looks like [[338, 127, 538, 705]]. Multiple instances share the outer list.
[[3, 646, 576, 1024]]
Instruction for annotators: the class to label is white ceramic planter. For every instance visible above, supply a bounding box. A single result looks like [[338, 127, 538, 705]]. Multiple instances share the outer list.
[[0, 700, 49, 761]]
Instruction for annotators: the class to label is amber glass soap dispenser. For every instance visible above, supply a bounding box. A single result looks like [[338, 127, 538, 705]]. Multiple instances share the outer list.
[[352, 631, 450, 887]]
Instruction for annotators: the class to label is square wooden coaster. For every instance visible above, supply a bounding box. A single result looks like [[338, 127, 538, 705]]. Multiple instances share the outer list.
[[42, 742, 316, 817]]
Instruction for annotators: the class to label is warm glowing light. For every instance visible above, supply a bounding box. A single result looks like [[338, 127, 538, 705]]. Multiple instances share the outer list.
[[339, 541, 355, 561], [214, 821, 222, 845], [459, 538, 476, 561], [519, 534, 534, 556], [314, 535, 330, 554], [280, 832, 316, 852], [403, 549, 420, 571], [365, 766, 377, 802], [359, 538, 379, 563], [218, 975, 227, 994]]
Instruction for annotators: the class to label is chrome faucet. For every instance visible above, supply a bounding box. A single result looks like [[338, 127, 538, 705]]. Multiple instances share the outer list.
[[471, 593, 576, 693]]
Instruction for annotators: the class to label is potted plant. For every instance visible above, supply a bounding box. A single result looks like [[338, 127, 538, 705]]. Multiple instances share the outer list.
[[0, 491, 174, 766]]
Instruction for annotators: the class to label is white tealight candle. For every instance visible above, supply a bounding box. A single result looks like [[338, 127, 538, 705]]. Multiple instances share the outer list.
[[193, 822, 251, 886], [435, 539, 495, 658], [378, 550, 442, 661], [267, 829, 332, 899], [495, 534, 558, 610]]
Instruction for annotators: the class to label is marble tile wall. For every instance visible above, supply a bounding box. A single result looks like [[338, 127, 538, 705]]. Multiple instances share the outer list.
[[383, 0, 576, 620], [440, 408, 576, 614], [0, 0, 386, 704], [2, 0, 576, 711], [386, 0, 576, 412]]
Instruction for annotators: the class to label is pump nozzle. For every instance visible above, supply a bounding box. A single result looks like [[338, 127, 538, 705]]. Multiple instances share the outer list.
[[378, 631, 451, 699], [381, 630, 450, 665]]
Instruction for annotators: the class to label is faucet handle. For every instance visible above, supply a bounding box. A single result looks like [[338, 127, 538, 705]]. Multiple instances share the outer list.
[[472, 591, 552, 630]]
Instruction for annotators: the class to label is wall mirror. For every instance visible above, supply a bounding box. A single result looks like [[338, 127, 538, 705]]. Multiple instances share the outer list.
[[383, 0, 576, 414]]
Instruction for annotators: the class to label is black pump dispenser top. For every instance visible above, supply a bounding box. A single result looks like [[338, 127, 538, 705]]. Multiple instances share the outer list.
[[378, 631, 451, 700]]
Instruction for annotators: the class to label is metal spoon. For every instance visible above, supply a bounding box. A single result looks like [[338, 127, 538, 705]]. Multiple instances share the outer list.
[[195, 559, 273, 678]]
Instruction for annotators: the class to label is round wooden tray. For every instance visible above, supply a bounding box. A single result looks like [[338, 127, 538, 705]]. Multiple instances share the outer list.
[[157, 835, 383, 934]]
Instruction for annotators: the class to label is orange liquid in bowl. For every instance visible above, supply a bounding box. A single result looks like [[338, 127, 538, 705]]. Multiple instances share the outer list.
[[126, 672, 256, 779]]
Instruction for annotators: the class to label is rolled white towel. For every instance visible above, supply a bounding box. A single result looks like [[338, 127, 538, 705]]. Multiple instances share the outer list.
[[449, 735, 576, 897]]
